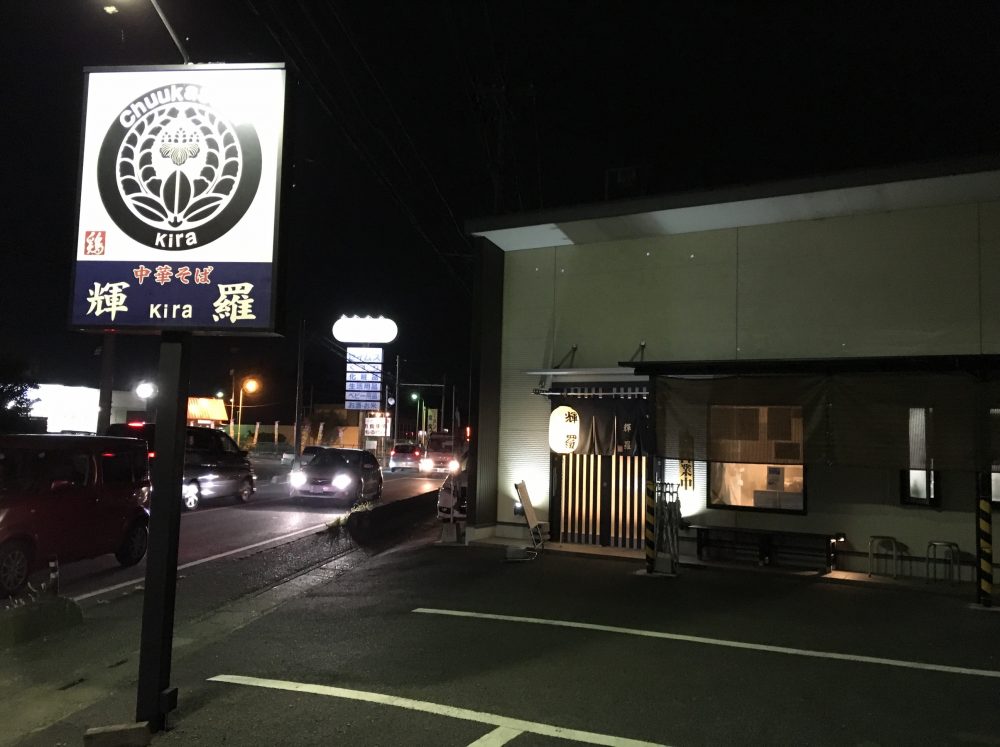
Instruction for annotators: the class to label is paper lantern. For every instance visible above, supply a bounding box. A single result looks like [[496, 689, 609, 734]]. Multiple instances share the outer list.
[[549, 405, 581, 453]]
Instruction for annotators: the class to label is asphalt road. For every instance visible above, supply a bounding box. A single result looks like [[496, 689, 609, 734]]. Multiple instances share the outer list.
[[9, 517, 1000, 746], [54, 465, 445, 601]]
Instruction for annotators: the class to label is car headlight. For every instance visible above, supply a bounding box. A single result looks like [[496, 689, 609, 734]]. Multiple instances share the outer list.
[[448, 459, 460, 472], [289, 470, 307, 488], [332, 473, 353, 490], [420, 458, 434, 472]]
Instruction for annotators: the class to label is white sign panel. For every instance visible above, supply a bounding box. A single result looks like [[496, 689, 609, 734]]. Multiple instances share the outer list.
[[365, 416, 390, 437], [346, 347, 383, 364], [71, 64, 285, 332]]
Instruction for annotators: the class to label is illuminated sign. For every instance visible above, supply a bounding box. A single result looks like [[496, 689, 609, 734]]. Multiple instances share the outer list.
[[345, 346, 382, 410], [71, 64, 286, 331], [548, 405, 581, 453], [332, 316, 398, 343]]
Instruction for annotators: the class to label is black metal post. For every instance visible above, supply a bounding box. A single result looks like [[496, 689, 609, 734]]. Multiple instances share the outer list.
[[96, 333, 115, 435], [294, 318, 305, 457], [135, 331, 190, 730]]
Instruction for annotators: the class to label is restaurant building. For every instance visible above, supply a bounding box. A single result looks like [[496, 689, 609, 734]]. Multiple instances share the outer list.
[[465, 160, 1000, 589]]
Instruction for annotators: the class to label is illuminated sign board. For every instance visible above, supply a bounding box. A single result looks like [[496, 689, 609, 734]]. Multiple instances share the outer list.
[[71, 64, 286, 332], [332, 316, 397, 343], [345, 346, 382, 410]]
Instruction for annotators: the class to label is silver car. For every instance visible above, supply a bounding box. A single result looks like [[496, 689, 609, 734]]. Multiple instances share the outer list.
[[388, 443, 421, 472], [289, 448, 383, 505]]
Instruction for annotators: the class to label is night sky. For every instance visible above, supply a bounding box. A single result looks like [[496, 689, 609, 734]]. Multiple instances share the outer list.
[[4, 1, 1000, 424]]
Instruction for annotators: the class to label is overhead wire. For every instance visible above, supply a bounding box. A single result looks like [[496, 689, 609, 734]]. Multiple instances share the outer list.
[[323, 0, 473, 253], [244, 0, 471, 294]]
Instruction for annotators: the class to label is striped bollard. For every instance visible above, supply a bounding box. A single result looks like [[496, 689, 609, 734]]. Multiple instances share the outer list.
[[978, 498, 993, 607], [48, 558, 59, 596], [645, 480, 656, 573]]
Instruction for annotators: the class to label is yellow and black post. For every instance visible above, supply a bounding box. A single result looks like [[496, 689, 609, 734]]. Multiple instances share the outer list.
[[645, 479, 656, 573], [977, 486, 993, 607]]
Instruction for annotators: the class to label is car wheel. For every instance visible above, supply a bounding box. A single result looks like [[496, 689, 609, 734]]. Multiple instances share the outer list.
[[237, 478, 253, 503], [115, 521, 148, 567], [352, 480, 364, 507], [0, 540, 31, 596], [183, 482, 200, 511], [374, 482, 383, 502]]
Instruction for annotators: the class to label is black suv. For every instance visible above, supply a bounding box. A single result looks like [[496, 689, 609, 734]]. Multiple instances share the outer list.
[[105, 423, 255, 511]]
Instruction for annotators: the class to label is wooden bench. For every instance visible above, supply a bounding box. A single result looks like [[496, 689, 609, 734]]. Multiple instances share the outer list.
[[689, 525, 837, 572]]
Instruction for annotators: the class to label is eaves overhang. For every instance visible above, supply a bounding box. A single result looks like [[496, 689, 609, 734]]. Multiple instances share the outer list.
[[621, 354, 1000, 378], [468, 157, 1000, 252]]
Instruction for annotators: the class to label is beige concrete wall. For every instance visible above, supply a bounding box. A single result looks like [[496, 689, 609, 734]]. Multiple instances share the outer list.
[[737, 204, 981, 358]]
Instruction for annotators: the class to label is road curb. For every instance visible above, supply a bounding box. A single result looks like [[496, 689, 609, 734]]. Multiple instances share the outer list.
[[0, 595, 84, 649]]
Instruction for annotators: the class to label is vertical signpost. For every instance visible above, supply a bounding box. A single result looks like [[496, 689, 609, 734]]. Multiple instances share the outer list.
[[333, 317, 399, 456], [71, 63, 286, 731]]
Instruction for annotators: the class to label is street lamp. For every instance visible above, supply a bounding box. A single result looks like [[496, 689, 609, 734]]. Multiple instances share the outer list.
[[410, 391, 425, 442], [236, 377, 260, 448], [135, 381, 156, 401]]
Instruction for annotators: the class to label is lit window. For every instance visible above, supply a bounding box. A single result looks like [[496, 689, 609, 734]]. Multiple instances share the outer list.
[[902, 407, 939, 507], [707, 405, 805, 513]]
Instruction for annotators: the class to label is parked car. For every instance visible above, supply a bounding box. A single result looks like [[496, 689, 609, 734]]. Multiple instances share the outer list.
[[0, 434, 151, 595], [388, 443, 421, 472], [288, 448, 383, 505], [105, 423, 255, 511]]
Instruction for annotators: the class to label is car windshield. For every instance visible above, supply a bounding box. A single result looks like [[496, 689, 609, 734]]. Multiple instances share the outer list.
[[394, 444, 414, 453], [427, 436, 453, 453], [309, 451, 349, 469]]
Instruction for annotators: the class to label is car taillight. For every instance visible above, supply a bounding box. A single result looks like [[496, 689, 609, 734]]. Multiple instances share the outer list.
[[148, 451, 155, 459], [390, 449, 396, 456], [414, 449, 420, 456]]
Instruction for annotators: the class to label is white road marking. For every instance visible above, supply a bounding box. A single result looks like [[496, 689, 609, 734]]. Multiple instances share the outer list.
[[467, 726, 523, 746], [209, 674, 666, 747], [413, 608, 1000, 680], [71, 523, 331, 602]]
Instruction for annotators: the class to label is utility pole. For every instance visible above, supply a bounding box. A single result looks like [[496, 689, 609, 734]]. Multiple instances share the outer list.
[[294, 318, 305, 456], [394, 355, 400, 443]]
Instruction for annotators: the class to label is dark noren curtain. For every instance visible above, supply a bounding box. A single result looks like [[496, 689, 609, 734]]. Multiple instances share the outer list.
[[551, 395, 653, 457]]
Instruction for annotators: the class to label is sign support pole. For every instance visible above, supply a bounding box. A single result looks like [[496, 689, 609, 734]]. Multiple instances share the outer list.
[[136, 331, 190, 731]]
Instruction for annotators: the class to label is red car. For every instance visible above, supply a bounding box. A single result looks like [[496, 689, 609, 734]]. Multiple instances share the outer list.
[[0, 434, 150, 596]]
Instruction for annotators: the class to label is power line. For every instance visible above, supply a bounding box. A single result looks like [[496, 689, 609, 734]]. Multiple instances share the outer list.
[[245, 0, 471, 295], [323, 0, 473, 251]]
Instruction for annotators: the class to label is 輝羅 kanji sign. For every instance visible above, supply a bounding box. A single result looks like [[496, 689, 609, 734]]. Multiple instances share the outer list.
[[71, 64, 285, 331]]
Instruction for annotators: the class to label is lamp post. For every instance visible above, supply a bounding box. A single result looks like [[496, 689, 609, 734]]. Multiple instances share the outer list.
[[236, 377, 260, 448], [410, 391, 426, 444]]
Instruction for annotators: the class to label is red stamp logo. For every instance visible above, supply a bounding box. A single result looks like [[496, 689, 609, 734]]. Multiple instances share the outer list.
[[83, 230, 106, 256]]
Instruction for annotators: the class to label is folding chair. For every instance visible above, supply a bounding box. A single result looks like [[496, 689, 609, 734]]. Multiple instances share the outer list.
[[512, 481, 550, 559]]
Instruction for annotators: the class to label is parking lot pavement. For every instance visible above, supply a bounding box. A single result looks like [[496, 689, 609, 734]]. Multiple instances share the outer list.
[[17, 536, 1000, 746]]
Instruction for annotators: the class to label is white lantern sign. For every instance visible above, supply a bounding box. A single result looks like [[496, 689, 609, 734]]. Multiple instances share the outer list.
[[548, 405, 581, 454]]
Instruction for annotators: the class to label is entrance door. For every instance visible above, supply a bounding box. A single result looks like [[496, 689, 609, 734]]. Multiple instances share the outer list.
[[556, 454, 647, 549]]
